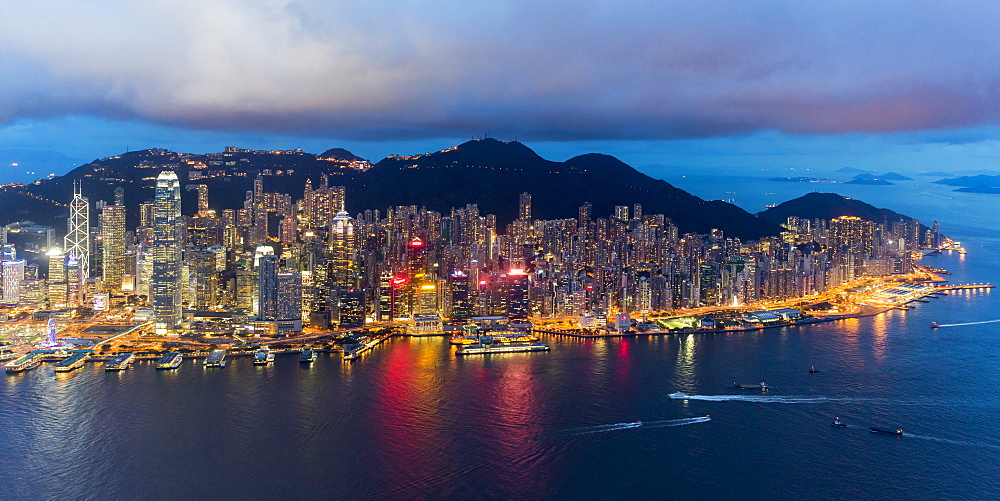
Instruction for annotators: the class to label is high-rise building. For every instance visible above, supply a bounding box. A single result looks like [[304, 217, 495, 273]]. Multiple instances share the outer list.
[[339, 289, 365, 327], [329, 211, 355, 289], [257, 254, 280, 320], [152, 171, 183, 335], [614, 205, 629, 221], [507, 268, 529, 319], [2, 259, 25, 305], [578, 202, 593, 228], [100, 205, 127, 291], [276, 272, 302, 323], [518, 192, 532, 221], [47, 248, 67, 308], [416, 283, 438, 314], [449, 271, 471, 321], [64, 181, 90, 301], [66, 255, 83, 307]]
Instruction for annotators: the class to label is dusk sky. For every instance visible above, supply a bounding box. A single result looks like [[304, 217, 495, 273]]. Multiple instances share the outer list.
[[2, 1, 1000, 180]]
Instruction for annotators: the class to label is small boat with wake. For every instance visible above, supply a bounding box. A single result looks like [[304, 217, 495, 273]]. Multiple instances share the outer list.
[[809, 366, 818, 373], [930, 322, 939, 329], [831, 417, 846, 428], [869, 427, 903, 436], [733, 381, 769, 391]]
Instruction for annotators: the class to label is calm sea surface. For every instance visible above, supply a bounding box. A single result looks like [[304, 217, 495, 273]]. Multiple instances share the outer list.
[[1, 175, 998, 499]]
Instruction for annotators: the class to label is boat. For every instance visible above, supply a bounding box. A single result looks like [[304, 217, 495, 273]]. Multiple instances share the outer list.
[[155, 352, 183, 370], [5, 353, 41, 373], [253, 347, 274, 365], [450, 335, 479, 345], [809, 366, 818, 373], [54, 351, 91, 372], [456, 340, 551, 356], [668, 392, 690, 399], [104, 353, 135, 371], [299, 348, 317, 363], [831, 417, 847, 427], [733, 382, 769, 391], [869, 427, 903, 436], [205, 349, 227, 368], [930, 322, 939, 329]]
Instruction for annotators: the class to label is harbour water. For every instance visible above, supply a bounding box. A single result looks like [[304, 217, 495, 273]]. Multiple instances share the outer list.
[[2, 175, 999, 499]]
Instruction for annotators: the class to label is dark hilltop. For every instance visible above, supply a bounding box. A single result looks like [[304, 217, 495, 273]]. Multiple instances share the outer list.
[[0, 139, 782, 240]]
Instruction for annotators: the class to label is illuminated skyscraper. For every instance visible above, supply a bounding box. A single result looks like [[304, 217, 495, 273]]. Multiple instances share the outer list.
[[506, 268, 529, 319], [46, 248, 67, 308], [64, 181, 90, 301], [257, 254, 279, 320], [2, 259, 25, 305], [100, 205, 126, 291], [449, 271, 471, 321], [329, 211, 355, 289], [338, 289, 364, 327], [276, 272, 302, 323], [152, 171, 183, 335], [518, 192, 532, 221]]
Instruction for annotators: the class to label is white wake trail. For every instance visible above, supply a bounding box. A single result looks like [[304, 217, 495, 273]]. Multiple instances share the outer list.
[[667, 393, 940, 405], [936, 318, 1000, 328], [564, 416, 711, 435]]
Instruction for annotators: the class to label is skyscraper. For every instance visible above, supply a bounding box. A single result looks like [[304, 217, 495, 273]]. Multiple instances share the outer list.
[[329, 210, 355, 289], [64, 180, 89, 302], [152, 171, 183, 335], [518, 192, 532, 221], [100, 204, 126, 291], [257, 254, 279, 320], [506, 268, 529, 319], [2, 259, 25, 305], [46, 248, 67, 309]]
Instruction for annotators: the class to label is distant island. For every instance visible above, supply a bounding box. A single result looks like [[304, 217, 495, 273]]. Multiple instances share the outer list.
[[933, 174, 1000, 194]]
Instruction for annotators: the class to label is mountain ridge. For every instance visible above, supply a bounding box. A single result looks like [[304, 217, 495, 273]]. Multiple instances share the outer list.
[[0, 139, 782, 239]]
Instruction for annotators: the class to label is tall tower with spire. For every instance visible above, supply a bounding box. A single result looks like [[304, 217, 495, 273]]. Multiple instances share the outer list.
[[152, 171, 183, 335], [64, 180, 90, 302]]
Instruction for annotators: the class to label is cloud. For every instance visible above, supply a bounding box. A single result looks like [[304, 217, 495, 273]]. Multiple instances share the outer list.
[[1, 1, 999, 140]]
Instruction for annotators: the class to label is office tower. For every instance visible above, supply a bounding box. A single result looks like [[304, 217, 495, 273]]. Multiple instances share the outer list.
[[186, 249, 218, 309], [339, 289, 364, 327], [2, 259, 25, 305], [100, 205, 126, 291], [276, 272, 302, 322], [449, 271, 471, 321], [66, 255, 82, 307], [507, 268, 529, 319], [376, 272, 394, 321], [518, 192, 532, 221], [65, 180, 90, 300], [257, 254, 279, 320], [415, 283, 437, 314], [47, 248, 67, 308], [329, 211, 355, 289], [135, 251, 153, 298], [152, 171, 183, 335]]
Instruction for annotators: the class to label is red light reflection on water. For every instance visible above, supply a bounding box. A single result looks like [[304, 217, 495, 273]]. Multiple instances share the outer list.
[[369, 340, 556, 498], [370, 340, 442, 492]]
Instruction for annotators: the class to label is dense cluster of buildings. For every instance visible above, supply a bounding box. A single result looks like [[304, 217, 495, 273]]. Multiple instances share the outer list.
[[0, 167, 945, 336]]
